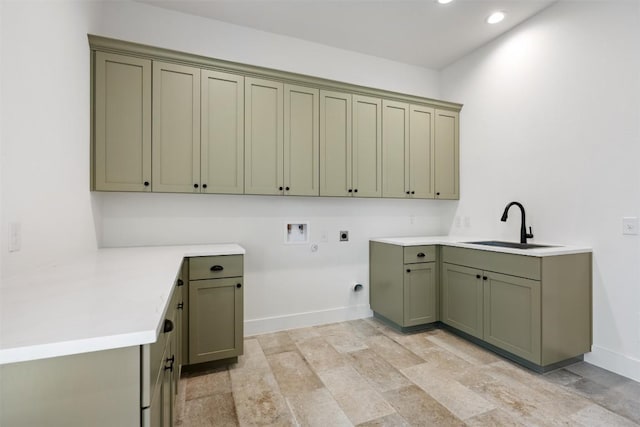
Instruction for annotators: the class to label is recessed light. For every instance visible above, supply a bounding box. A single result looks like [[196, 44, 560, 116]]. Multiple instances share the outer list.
[[486, 11, 505, 24], [437, 0, 453, 4]]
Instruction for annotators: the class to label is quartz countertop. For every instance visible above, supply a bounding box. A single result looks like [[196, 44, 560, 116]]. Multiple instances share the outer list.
[[370, 236, 592, 256], [0, 244, 244, 365]]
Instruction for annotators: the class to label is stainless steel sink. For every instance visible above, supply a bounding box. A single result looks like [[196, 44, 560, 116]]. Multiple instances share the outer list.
[[464, 240, 555, 250]]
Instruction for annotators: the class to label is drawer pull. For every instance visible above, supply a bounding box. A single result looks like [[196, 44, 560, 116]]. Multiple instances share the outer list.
[[163, 319, 174, 333], [177, 279, 184, 287], [406, 269, 411, 273], [417, 252, 426, 258], [236, 283, 242, 288], [210, 265, 224, 272]]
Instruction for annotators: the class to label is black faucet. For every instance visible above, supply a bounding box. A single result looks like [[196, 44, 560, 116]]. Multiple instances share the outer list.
[[501, 201, 534, 244]]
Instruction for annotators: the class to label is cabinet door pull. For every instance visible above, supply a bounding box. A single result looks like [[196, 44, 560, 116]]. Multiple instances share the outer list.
[[236, 283, 242, 288], [210, 265, 224, 272], [406, 191, 410, 195], [285, 186, 290, 191], [164, 356, 175, 372], [411, 191, 415, 194], [406, 269, 411, 273], [348, 189, 353, 193], [483, 276, 488, 281], [476, 274, 481, 279], [417, 252, 425, 258], [193, 183, 199, 189], [354, 189, 358, 193], [144, 181, 150, 187], [163, 319, 174, 333], [202, 184, 208, 189], [177, 279, 184, 287], [279, 186, 283, 191]]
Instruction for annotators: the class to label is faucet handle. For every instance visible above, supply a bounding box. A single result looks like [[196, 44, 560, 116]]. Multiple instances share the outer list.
[[526, 226, 534, 239]]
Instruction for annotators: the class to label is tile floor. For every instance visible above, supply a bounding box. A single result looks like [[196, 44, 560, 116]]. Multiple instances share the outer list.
[[175, 318, 640, 426]]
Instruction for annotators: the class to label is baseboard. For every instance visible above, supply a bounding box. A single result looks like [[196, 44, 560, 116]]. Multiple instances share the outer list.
[[585, 345, 640, 382], [244, 304, 373, 337]]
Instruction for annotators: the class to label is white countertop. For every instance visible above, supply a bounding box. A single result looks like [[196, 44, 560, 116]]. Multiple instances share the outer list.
[[370, 235, 592, 256], [0, 244, 244, 365]]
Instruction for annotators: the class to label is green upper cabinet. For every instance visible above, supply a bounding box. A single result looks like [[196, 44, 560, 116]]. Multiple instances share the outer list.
[[93, 51, 151, 191], [320, 90, 351, 196], [409, 105, 435, 199], [245, 77, 284, 195], [284, 84, 320, 196], [152, 61, 201, 193], [320, 91, 381, 197], [201, 70, 244, 194], [244, 79, 319, 196], [352, 95, 382, 197], [381, 100, 408, 198], [90, 37, 462, 199], [434, 109, 459, 200], [382, 101, 435, 199]]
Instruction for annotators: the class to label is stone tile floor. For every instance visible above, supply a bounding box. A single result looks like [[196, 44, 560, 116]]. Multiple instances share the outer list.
[[175, 318, 640, 426]]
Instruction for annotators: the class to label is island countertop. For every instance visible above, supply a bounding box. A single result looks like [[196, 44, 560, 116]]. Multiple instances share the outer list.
[[0, 244, 245, 365], [369, 235, 592, 257]]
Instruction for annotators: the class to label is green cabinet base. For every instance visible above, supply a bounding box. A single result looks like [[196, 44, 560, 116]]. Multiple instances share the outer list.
[[439, 323, 584, 373], [372, 312, 438, 334]]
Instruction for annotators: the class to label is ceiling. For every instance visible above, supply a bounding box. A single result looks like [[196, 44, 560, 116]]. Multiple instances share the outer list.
[[137, 0, 556, 70]]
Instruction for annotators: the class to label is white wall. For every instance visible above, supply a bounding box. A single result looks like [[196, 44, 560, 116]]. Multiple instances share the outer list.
[[441, 1, 640, 381], [1, 1, 102, 277], [0, 1, 448, 333]]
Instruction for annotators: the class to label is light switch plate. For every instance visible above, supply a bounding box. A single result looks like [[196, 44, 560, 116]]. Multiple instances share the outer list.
[[623, 217, 638, 235]]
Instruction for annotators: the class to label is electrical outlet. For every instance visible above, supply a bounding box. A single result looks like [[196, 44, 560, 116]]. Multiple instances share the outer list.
[[339, 230, 349, 242], [623, 217, 638, 235]]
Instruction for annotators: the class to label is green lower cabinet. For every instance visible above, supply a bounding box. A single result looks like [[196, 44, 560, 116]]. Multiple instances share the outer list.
[[370, 242, 438, 329], [404, 263, 437, 326], [189, 277, 244, 364], [441, 263, 483, 339], [441, 246, 592, 370], [483, 272, 541, 364]]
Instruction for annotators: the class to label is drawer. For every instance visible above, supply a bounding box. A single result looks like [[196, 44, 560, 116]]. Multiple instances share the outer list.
[[403, 245, 436, 264], [189, 255, 243, 280]]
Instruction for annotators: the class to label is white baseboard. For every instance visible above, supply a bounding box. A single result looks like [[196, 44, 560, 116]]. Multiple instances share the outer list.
[[584, 345, 640, 382], [244, 304, 373, 337]]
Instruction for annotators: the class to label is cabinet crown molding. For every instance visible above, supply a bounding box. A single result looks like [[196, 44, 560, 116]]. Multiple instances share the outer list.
[[88, 34, 463, 112]]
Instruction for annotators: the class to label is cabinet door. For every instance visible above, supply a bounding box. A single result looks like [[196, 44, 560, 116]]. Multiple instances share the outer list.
[[409, 105, 435, 199], [483, 272, 541, 363], [441, 263, 483, 339], [434, 109, 459, 200], [201, 70, 244, 194], [284, 84, 319, 196], [352, 95, 382, 197], [245, 77, 284, 195], [320, 90, 352, 196], [404, 263, 437, 326], [94, 52, 151, 191], [152, 61, 200, 193], [382, 100, 409, 198], [189, 278, 243, 364]]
